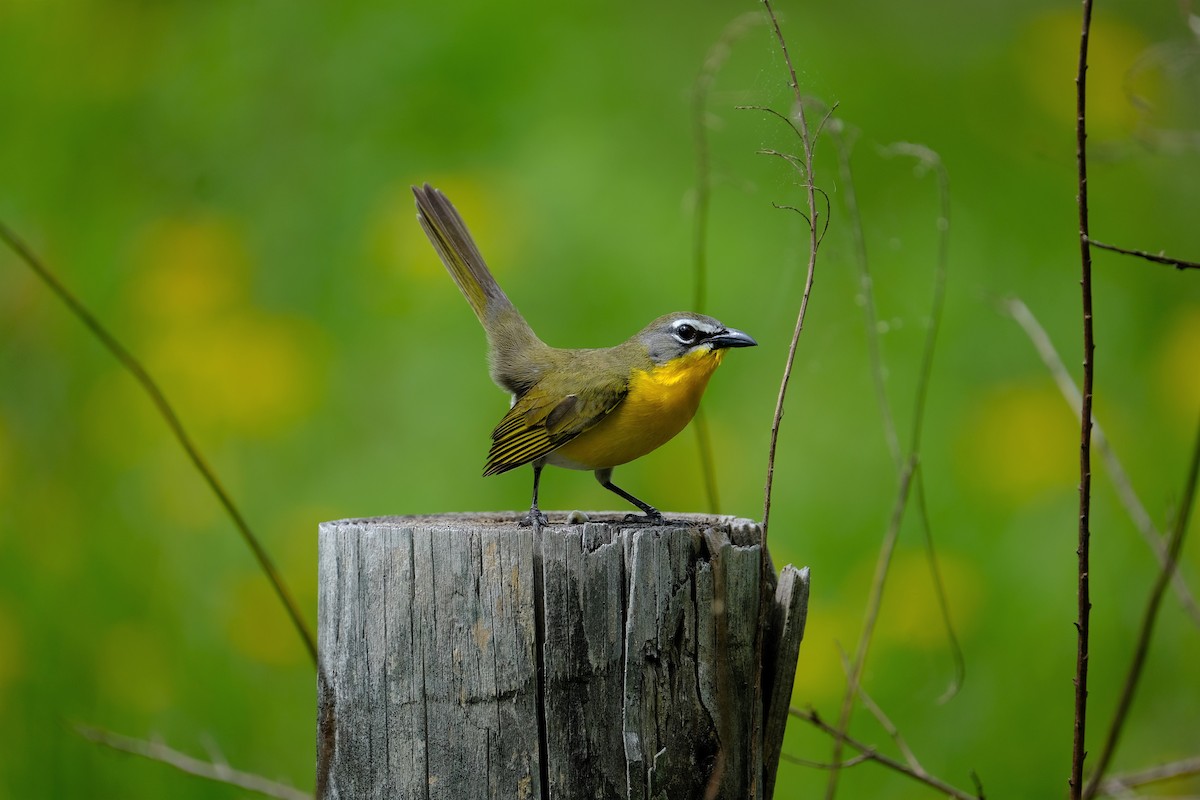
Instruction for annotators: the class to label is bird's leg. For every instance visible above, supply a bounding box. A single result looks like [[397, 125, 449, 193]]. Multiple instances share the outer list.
[[520, 459, 550, 528], [594, 468, 665, 525]]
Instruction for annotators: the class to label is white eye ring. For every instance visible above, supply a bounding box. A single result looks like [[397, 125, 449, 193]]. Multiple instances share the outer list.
[[673, 322, 699, 343]]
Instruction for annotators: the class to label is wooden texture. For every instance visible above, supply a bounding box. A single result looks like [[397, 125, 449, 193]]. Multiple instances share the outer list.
[[317, 513, 809, 799]]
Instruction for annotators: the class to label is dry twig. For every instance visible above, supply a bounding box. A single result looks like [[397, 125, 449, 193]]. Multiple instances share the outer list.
[[1087, 238, 1200, 271], [758, 0, 826, 544], [1004, 296, 1200, 626], [836, 645, 921, 773], [1070, 1, 1098, 795], [1083, 414, 1200, 799], [0, 220, 318, 667], [75, 724, 311, 800], [788, 707, 982, 800], [825, 454, 915, 798], [825, 141, 956, 796], [1097, 756, 1200, 796]]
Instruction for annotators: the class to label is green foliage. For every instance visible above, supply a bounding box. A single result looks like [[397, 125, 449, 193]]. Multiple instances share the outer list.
[[0, 0, 1197, 796]]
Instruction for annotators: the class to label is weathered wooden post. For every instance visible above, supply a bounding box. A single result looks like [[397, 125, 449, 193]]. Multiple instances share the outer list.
[[317, 512, 809, 799]]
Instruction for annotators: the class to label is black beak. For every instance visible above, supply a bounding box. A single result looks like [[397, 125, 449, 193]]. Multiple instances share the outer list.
[[708, 328, 758, 349]]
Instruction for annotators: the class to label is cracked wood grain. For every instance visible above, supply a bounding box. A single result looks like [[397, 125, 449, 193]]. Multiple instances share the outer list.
[[317, 513, 808, 799]]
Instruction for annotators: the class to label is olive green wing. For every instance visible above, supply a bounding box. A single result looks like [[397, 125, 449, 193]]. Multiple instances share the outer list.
[[482, 381, 628, 476]]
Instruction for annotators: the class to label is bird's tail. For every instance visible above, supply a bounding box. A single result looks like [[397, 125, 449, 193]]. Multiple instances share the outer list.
[[412, 183, 514, 324]]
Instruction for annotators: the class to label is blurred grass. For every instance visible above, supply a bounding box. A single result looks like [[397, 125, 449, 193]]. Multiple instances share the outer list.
[[1, 0, 1198, 797]]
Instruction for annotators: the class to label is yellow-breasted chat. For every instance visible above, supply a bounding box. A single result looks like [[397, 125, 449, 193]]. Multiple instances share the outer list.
[[412, 183, 756, 526]]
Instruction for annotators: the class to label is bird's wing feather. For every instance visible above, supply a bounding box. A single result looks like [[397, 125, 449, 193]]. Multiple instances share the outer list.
[[483, 381, 627, 475]]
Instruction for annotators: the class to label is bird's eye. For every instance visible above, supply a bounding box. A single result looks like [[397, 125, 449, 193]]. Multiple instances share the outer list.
[[674, 323, 698, 343]]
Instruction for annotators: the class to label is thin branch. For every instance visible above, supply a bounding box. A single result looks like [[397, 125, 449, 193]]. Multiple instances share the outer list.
[[811, 103, 841, 150], [826, 141, 957, 796], [737, 104, 805, 144], [0, 220, 318, 667], [1083, 413, 1200, 799], [1098, 756, 1200, 795], [836, 645, 922, 773], [832, 125, 900, 464], [825, 455, 917, 799], [1087, 238, 1200, 271], [882, 141, 967, 702], [789, 707, 983, 800], [759, 0, 824, 545], [1004, 296, 1200, 627], [889, 143, 949, 473], [781, 751, 873, 770], [915, 481, 966, 703], [832, 130, 965, 704], [1071, 0, 1098, 795], [770, 200, 812, 226], [757, 147, 809, 178], [75, 724, 311, 800]]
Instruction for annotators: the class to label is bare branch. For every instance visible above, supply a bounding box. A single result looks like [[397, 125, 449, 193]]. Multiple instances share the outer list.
[[1083, 413, 1200, 799], [826, 455, 916, 798], [770, 201, 813, 226], [759, 0, 825, 545], [881, 141, 966, 702], [826, 141, 958, 793], [1087, 238, 1200, 271], [832, 125, 899, 464], [0, 220, 318, 667], [781, 751, 874, 770], [757, 147, 808, 177], [835, 131, 969, 703], [1071, 1, 1098, 795], [836, 645, 922, 773], [915, 482, 966, 703], [811, 102, 841, 147], [789, 707, 983, 800], [1097, 756, 1200, 795], [1004, 296, 1200, 627], [738, 104, 806, 144], [75, 724, 311, 800]]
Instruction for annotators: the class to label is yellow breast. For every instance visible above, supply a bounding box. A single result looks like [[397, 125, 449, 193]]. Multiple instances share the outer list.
[[549, 348, 726, 470]]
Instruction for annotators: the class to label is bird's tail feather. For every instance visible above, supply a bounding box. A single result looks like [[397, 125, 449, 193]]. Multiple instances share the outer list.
[[412, 183, 513, 323]]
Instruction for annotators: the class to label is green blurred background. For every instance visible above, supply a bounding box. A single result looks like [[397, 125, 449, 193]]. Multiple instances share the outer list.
[[1, 0, 1198, 797]]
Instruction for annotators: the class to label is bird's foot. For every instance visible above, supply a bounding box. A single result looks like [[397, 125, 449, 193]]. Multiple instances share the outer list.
[[519, 507, 550, 528], [623, 509, 666, 526]]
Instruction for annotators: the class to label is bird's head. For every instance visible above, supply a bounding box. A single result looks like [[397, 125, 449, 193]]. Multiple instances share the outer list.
[[638, 312, 757, 366]]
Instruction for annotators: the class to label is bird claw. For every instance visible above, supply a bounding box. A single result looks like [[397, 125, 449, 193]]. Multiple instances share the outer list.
[[623, 510, 666, 526], [519, 508, 550, 528]]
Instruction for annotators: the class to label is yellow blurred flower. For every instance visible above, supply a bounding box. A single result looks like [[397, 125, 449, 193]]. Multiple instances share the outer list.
[[958, 382, 1077, 503], [1155, 305, 1200, 427], [132, 215, 248, 324], [146, 312, 322, 436], [790, 598, 862, 705], [122, 213, 325, 440], [874, 551, 981, 649], [1018, 10, 1155, 139]]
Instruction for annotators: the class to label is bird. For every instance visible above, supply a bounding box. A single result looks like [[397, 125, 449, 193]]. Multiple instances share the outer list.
[[412, 183, 756, 526]]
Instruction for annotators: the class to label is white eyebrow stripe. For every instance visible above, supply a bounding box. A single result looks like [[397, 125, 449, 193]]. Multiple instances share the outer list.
[[671, 318, 719, 333]]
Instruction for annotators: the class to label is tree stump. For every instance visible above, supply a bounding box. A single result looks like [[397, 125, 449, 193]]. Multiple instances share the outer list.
[[316, 512, 809, 799]]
